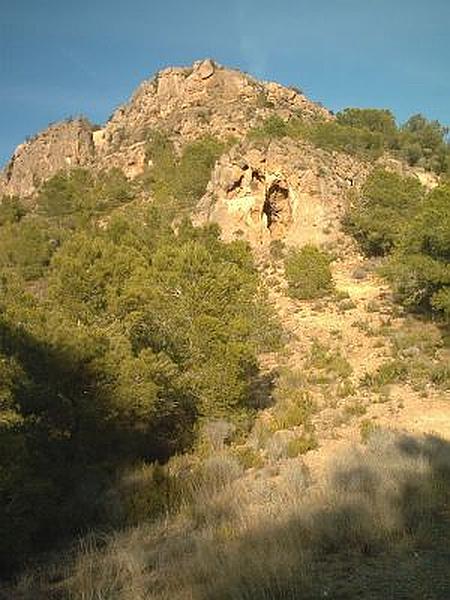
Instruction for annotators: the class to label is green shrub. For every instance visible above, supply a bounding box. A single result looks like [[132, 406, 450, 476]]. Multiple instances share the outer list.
[[36, 168, 134, 224], [306, 341, 353, 382], [384, 184, 450, 320], [286, 432, 318, 457], [336, 108, 398, 141], [430, 363, 450, 389], [305, 121, 385, 159], [0, 196, 27, 225], [248, 115, 289, 140], [399, 114, 450, 174], [284, 245, 334, 299], [143, 132, 224, 213], [343, 169, 425, 256], [273, 398, 314, 430], [362, 360, 409, 389], [0, 218, 60, 279]]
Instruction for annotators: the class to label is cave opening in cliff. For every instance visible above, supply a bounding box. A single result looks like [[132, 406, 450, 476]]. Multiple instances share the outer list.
[[262, 182, 291, 236]]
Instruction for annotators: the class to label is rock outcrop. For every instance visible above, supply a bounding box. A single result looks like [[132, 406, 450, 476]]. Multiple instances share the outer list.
[[0, 59, 331, 197], [0, 58, 439, 250], [195, 138, 368, 247], [0, 118, 95, 198]]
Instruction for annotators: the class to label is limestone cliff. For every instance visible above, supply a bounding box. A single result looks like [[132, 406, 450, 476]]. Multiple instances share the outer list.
[[0, 58, 438, 249], [195, 138, 368, 247], [0, 118, 95, 198], [0, 59, 330, 198]]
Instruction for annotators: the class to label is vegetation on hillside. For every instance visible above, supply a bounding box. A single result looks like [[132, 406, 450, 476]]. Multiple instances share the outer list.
[[385, 184, 450, 320], [143, 131, 225, 214], [343, 168, 425, 256], [345, 169, 450, 322], [9, 429, 450, 599], [0, 164, 279, 574], [248, 108, 450, 174], [284, 245, 334, 300], [1, 92, 449, 596]]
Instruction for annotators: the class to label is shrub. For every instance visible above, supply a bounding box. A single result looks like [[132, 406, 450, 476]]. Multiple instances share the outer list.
[[36, 168, 134, 224], [0, 218, 60, 279], [143, 132, 224, 213], [343, 168, 425, 256], [248, 115, 289, 140], [306, 341, 353, 381], [399, 114, 450, 174], [286, 432, 318, 457], [284, 245, 334, 299], [0, 196, 27, 225], [305, 121, 385, 159], [271, 369, 316, 429], [233, 445, 265, 469], [336, 108, 398, 141], [384, 184, 450, 320], [362, 360, 409, 389]]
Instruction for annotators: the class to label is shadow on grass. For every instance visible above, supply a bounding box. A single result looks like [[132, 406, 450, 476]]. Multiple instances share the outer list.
[[201, 432, 450, 600], [3, 430, 449, 599]]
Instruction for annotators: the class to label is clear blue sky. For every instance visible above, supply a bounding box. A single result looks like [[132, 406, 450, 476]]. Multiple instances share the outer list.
[[1, 0, 449, 166]]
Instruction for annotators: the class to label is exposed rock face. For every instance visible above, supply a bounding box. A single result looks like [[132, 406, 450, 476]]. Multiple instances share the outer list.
[[196, 139, 368, 247], [92, 59, 331, 176], [0, 119, 95, 198], [0, 58, 438, 250], [1, 59, 331, 197]]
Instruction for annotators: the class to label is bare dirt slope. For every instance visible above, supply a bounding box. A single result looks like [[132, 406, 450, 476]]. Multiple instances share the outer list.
[[261, 243, 449, 455]]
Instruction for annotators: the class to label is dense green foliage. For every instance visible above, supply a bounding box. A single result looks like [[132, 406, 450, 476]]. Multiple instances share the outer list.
[[343, 168, 425, 255], [399, 114, 450, 174], [346, 169, 450, 321], [384, 185, 450, 319], [249, 108, 450, 174], [336, 107, 398, 139], [284, 245, 334, 299], [0, 195, 26, 226], [306, 120, 385, 159], [0, 169, 135, 281], [144, 131, 224, 213], [0, 165, 278, 574], [37, 168, 134, 221]]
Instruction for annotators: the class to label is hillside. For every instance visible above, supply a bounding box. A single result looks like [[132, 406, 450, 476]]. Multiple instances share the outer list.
[[0, 59, 449, 599], [0, 59, 329, 198]]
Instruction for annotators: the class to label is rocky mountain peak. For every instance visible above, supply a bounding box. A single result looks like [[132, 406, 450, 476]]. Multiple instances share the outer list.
[[0, 118, 95, 198], [0, 59, 331, 198]]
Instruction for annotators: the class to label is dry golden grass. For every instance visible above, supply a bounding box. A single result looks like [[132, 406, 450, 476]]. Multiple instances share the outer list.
[[7, 428, 449, 600]]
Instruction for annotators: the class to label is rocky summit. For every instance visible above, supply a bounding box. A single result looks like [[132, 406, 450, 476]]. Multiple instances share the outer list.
[[0, 58, 437, 248], [0, 59, 328, 195]]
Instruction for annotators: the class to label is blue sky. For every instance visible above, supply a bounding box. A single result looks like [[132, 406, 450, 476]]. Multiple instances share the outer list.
[[1, 0, 449, 166]]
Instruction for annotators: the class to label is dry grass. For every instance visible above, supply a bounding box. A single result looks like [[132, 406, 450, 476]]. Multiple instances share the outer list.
[[8, 429, 450, 600]]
